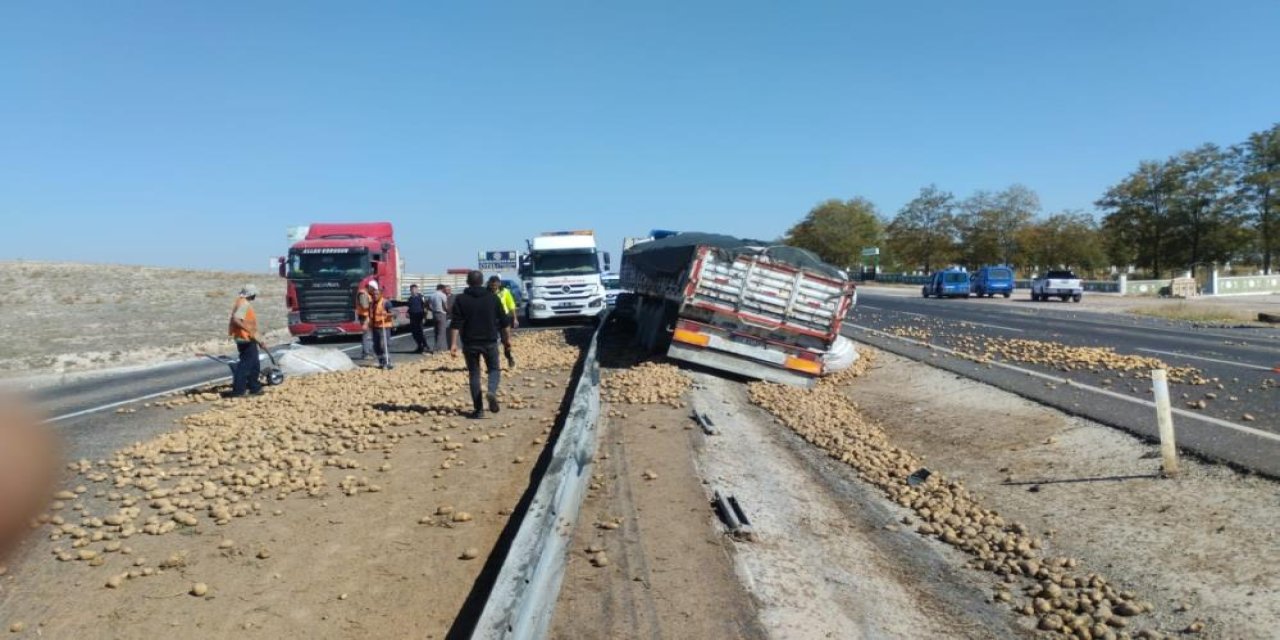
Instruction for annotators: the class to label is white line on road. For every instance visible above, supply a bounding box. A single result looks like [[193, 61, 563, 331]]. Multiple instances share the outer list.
[[1135, 348, 1276, 372], [958, 320, 1025, 333], [848, 323, 1280, 444], [46, 335, 412, 424]]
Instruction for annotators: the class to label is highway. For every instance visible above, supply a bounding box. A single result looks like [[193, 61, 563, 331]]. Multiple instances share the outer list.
[[32, 332, 419, 460], [847, 288, 1280, 477]]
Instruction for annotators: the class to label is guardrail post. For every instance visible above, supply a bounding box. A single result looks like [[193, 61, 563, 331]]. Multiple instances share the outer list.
[[1150, 369, 1179, 477], [1117, 274, 1127, 295]]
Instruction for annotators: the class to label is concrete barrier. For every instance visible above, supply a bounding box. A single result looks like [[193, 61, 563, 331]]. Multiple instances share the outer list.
[[474, 317, 605, 639]]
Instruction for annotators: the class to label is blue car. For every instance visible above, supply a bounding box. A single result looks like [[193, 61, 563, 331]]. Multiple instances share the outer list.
[[970, 265, 1014, 298], [922, 269, 971, 298]]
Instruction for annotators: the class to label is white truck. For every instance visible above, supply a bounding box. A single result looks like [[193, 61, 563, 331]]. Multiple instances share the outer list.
[[619, 232, 856, 387], [1031, 270, 1083, 302], [521, 231, 610, 323]]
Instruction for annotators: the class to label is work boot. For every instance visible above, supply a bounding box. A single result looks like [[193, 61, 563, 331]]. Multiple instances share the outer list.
[[487, 392, 500, 414]]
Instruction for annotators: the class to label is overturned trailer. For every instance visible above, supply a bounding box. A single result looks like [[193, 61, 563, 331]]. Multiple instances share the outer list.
[[618, 232, 856, 387]]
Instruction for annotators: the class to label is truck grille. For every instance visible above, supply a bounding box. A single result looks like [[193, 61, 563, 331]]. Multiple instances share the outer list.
[[297, 282, 357, 323]]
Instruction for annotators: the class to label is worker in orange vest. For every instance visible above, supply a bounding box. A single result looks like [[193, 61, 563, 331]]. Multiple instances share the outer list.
[[364, 281, 395, 370], [354, 283, 374, 360], [228, 284, 267, 397]]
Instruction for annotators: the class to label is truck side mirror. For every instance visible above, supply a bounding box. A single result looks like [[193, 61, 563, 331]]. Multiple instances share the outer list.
[[603, 252, 612, 271], [277, 257, 286, 278]]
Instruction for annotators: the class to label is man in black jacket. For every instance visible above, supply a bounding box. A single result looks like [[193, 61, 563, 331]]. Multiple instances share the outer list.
[[393, 284, 428, 353], [449, 270, 512, 418]]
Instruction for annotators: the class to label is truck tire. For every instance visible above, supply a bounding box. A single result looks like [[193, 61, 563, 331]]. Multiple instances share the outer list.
[[1031, 292, 1039, 301], [1072, 294, 1082, 303], [1060, 295, 1069, 302], [921, 288, 929, 298], [1002, 292, 1010, 299]]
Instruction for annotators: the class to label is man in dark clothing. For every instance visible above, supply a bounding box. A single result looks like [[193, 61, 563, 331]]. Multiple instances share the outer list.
[[450, 271, 511, 419], [394, 284, 428, 353]]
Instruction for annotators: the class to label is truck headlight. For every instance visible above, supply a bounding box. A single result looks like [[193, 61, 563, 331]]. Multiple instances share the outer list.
[[532, 303, 547, 311], [588, 298, 603, 308]]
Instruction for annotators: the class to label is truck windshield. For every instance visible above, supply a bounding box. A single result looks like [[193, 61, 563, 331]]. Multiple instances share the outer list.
[[531, 249, 599, 277], [989, 268, 1012, 280], [288, 251, 371, 279]]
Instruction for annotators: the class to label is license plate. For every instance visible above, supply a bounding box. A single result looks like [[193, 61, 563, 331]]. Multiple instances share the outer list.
[[554, 302, 577, 309], [730, 334, 764, 348]]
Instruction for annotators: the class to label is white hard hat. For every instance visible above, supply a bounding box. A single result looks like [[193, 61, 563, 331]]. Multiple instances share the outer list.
[[239, 284, 259, 297], [365, 281, 380, 290]]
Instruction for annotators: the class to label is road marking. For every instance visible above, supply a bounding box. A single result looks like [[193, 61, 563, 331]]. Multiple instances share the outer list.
[[957, 320, 1025, 333], [848, 324, 1280, 444], [46, 334, 413, 424], [1135, 348, 1277, 372]]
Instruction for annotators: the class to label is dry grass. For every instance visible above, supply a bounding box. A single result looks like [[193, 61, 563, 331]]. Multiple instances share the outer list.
[[1127, 302, 1257, 324], [0, 261, 287, 378]]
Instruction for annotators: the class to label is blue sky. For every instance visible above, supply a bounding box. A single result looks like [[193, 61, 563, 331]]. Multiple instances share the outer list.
[[2, 1, 1277, 272]]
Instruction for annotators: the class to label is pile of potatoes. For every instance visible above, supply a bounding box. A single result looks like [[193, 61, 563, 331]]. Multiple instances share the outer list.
[[602, 362, 691, 407], [748, 373, 1173, 639], [969, 337, 1204, 385], [27, 330, 582, 588]]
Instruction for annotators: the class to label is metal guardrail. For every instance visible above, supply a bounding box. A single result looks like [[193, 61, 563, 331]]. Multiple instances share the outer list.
[[473, 316, 605, 639]]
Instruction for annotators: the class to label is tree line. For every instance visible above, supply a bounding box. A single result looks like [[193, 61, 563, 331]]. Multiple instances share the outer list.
[[784, 123, 1279, 278]]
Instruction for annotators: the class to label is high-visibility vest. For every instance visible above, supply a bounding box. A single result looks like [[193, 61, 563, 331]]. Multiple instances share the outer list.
[[369, 294, 394, 328], [355, 290, 372, 320], [229, 297, 257, 341], [498, 288, 517, 316]]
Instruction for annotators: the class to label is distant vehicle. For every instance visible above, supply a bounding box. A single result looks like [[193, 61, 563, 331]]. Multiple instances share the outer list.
[[601, 273, 622, 306], [971, 266, 1015, 298], [520, 230, 609, 324], [620, 232, 855, 387], [279, 222, 408, 341], [922, 269, 971, 298], [1031, 270, 1083, 302]]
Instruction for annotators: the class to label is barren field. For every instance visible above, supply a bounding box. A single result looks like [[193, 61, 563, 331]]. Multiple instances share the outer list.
[[0, 330, 584, 638], [0, 261, 287, 380]]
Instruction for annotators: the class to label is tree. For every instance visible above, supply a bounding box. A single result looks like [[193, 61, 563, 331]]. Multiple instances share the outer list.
[[1235, 123, 1280, 273], [885, 185, 957, 272], [1097, 160, 1179, 278], [784, 198, 883, 270], [1166, 144, 1247, 269], [1018, 211, 1107, 275], [956, 185, 1039, 267]]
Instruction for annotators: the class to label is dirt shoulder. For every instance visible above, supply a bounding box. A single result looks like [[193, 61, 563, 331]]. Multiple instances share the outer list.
[[0, 330, 582, 639], [847, 348, 1280, 639]]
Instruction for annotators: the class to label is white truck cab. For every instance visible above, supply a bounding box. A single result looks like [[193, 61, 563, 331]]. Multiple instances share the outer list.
[[521, 231, 609, 322]]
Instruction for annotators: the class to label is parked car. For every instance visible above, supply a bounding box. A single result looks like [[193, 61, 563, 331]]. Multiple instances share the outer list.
[[922, 269, 971, 298], [971, 265, 1015, 298], [1031, 270, 1083, 302]]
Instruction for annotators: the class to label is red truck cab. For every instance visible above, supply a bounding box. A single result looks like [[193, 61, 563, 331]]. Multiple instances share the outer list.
[[281, 222, 407, 341]]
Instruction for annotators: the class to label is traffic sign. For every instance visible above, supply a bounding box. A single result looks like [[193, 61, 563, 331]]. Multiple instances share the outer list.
[[861, 247, 880, 257], [479, 250, 519, 271]]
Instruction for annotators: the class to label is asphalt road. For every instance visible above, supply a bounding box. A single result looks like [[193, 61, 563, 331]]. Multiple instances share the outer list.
[[34, 331, 420, 460], [848, 288, 1280, 477]]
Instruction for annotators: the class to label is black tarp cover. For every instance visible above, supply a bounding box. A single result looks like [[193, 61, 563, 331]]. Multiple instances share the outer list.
[[623, 232, 846, 280]]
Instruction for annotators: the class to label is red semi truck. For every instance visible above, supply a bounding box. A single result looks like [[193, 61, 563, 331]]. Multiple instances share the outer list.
[[280, 222, 407, 341]]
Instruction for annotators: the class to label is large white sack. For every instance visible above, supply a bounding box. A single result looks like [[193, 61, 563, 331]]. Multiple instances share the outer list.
[[276, 345, 356, 377], [822, 336, 860, 374]]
